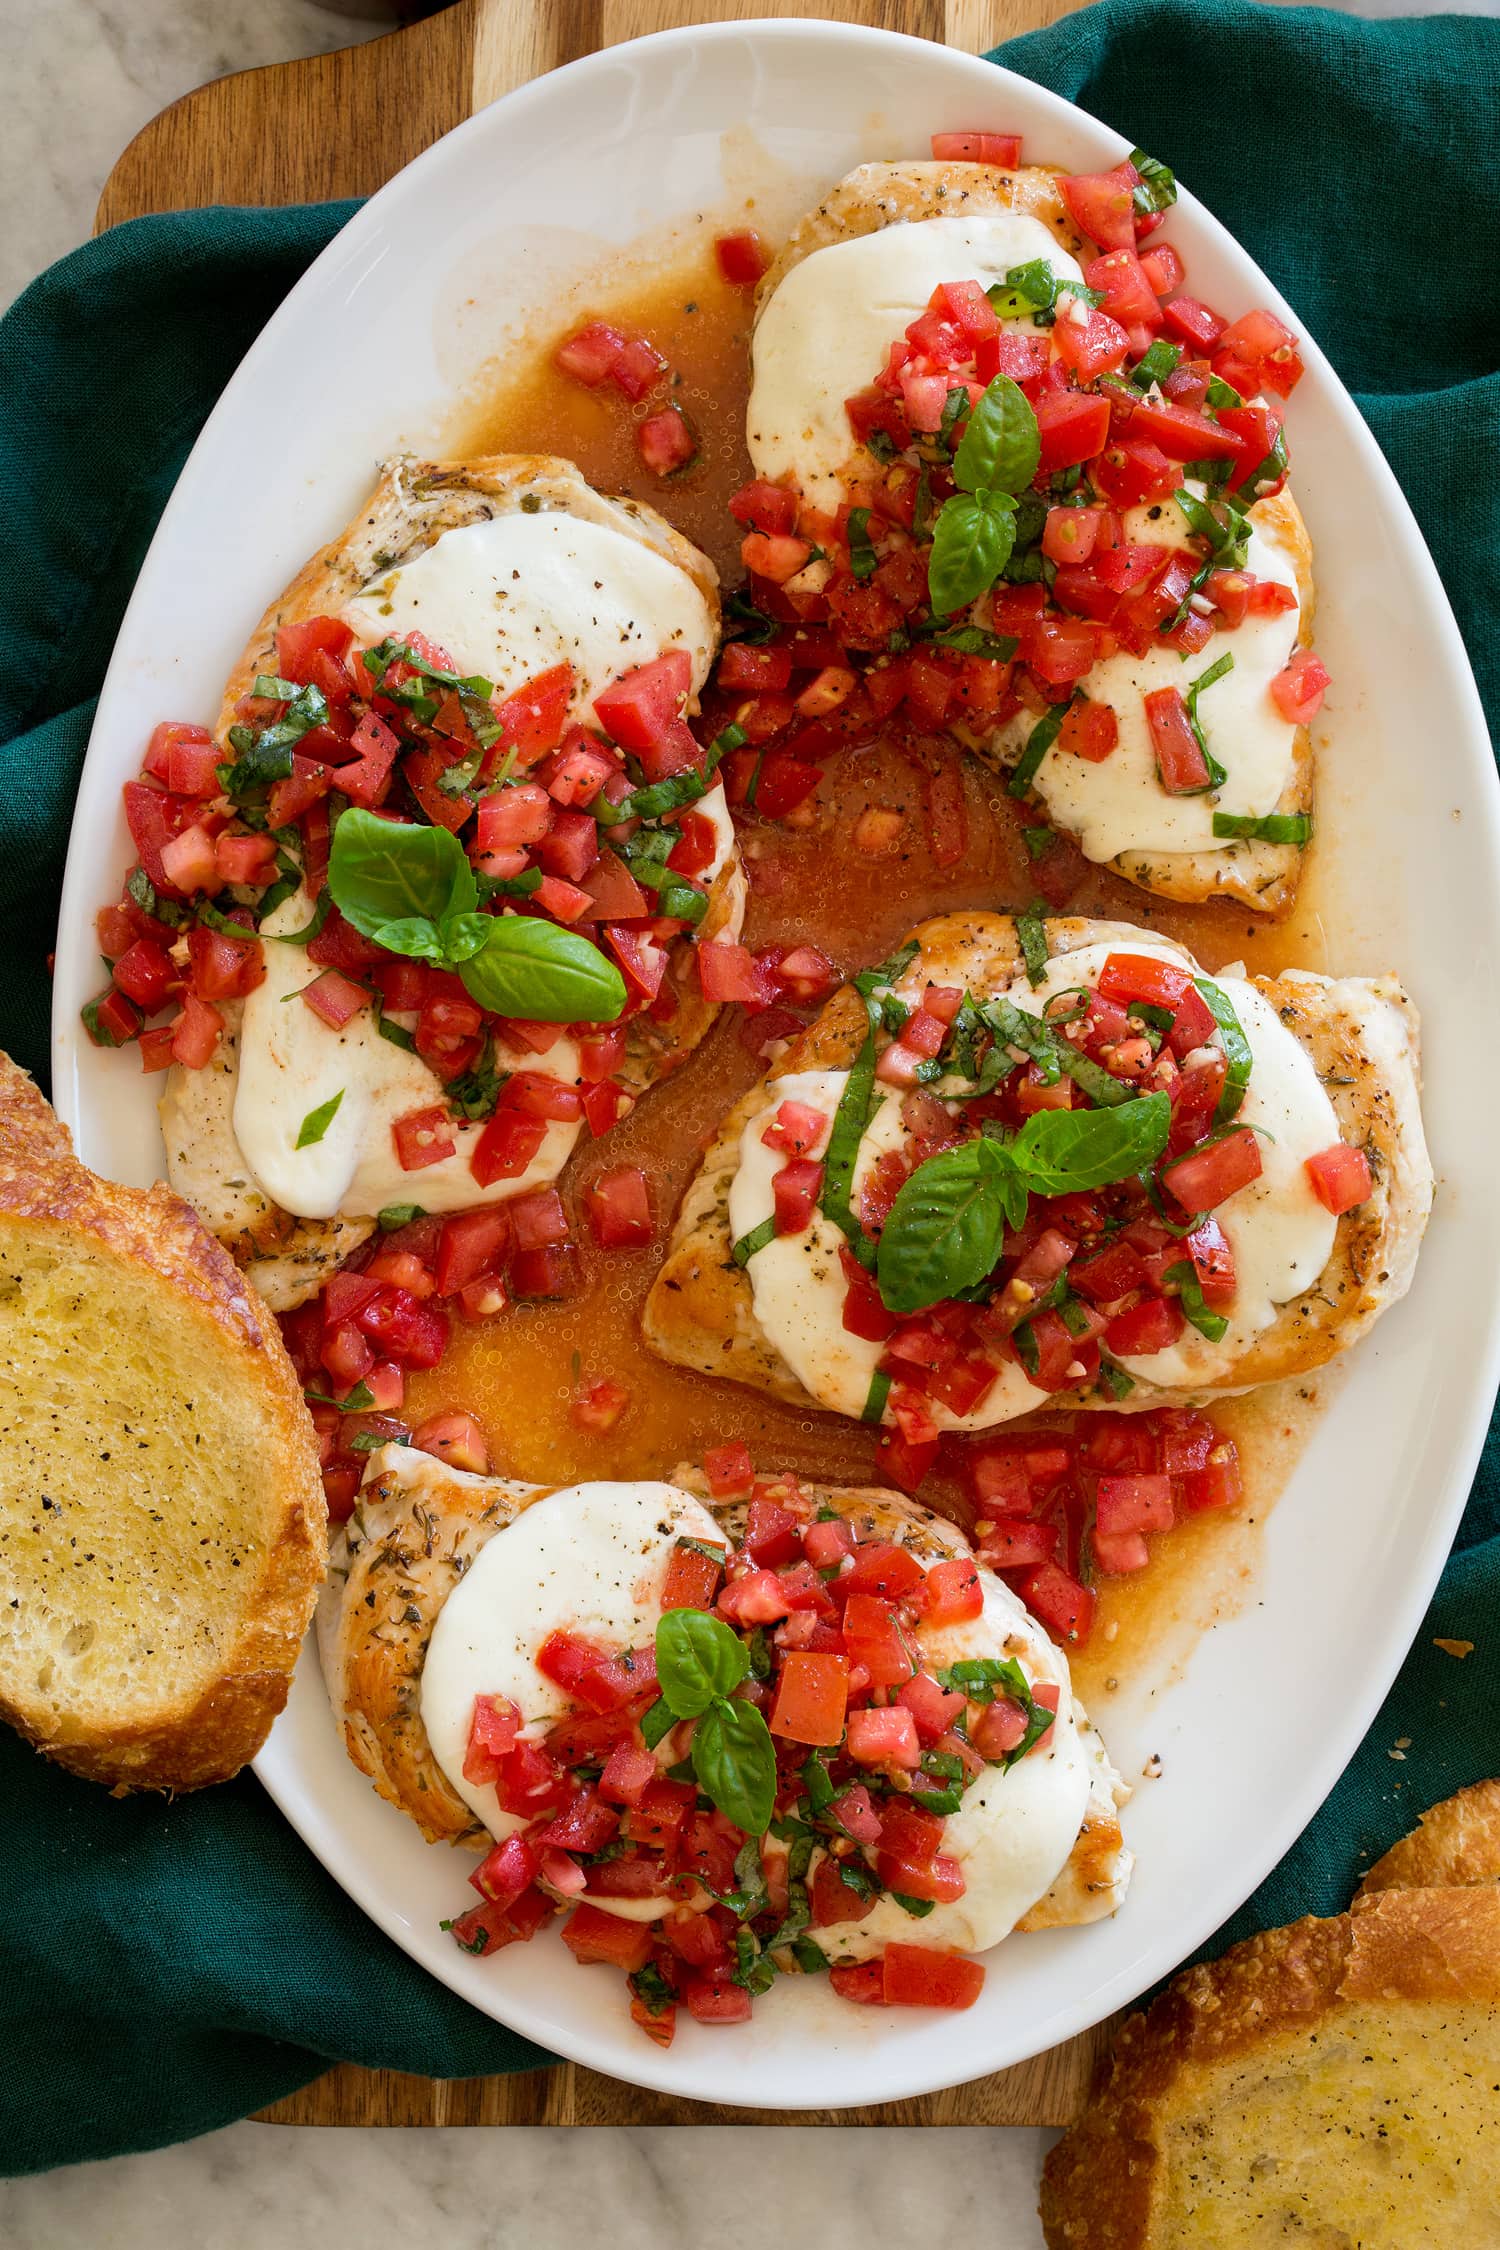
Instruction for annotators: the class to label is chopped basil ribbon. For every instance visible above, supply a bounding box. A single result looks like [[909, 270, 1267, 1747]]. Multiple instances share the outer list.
[[304, 1378, 376, 1415], [723, 589, 780, 645], [1022, 826, 1053, 862], [349, 1425, 410, 1455], [219, 681, 330, 802], [295, 1090, 343, 1148], [1193, 975, 1253, 1125], [640, 1697, 677, 1751], [1017, 905, 1049, 990], [936, 385, 969, 457], [1173, 485, 1252, 572], [861, 1367, 892, 1425], [1236, 426, 1291, 506], [934, 1655, 1057, 1769], [731, 1215, 777, 1267], [1097, 1358, 1135, 1400], [377, 1203, 427, 1231], [476, 865, 544, 901], [250, 672, 301, 702], [927, 374, 1040, 615], [1164, 1260, 1230, 1343], [889, 1891, 937, 1919], [987, 261, 1105, 328], [1128, 147, 1178, 215], [1008, 691, 1080, 798], [1212, 810, 1313, 845], [818, 1035, 880, 1270], [1131, 338, 1182, 391], [875, 1094, 1170, 1314], [595, 723, 744, 827], [268, 888, 333, 946], [847, 506, 878, 581], [1182, 650, 1235, 792], [925, 624, 1019, 662], [375, 1010, 417, 1053]]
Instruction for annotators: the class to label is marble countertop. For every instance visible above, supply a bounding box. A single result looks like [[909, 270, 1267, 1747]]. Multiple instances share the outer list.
[[3, 0, 1493, 2240]]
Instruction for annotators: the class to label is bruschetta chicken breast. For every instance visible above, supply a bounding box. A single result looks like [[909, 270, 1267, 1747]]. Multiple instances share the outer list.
[[738, 159, 1318, 913], [146, 455, 741, 1308], [319, 1442, 1131, 2005], [645, 914, 1430, 1435]]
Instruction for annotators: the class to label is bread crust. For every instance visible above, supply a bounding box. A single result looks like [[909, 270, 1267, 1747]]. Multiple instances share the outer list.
[[1358, 1778, 1500, 1896], [0, 1053, 326, 1791], [642, 912, 1431, 1413], [756, 160, 1314, 916]]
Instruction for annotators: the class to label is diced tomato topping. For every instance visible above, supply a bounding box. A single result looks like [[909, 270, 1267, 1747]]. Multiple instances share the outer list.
[[411, 1410, 488, 1473], [1162, 1126, 1263, 1212], [1144, 686, 1211, 793], [930, 130, 1021, 165], [715, 229, 771, 285], [1305, 1142, 1372, 1215], [470, 1108, 547, 1187], [584, 1165, 653, 1249], [768, 1651, 850, 1747], [392, 1104, 458, 1173], [560, 1903, 652, 1973], [1017, 1562, 1096, 1646], [1058, 163, 1139, 252], [637, 405, 698, 478], [921, 1555, 983, 1627], [1035, 389, 1111, 473], [1270, 650, 1331, 726], [169, 992, 223, 1068]]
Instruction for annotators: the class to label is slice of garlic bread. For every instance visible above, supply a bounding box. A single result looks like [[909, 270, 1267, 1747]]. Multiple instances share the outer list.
[[642, 913, 1430, 1420], [0, 1052, 325, 1790], [1357, 1777, 1500, 1896], [1041, 1805, 1500, 2247]]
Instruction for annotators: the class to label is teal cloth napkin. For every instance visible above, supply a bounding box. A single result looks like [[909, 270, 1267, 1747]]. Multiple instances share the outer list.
[[0, 0, 1494, 2173]]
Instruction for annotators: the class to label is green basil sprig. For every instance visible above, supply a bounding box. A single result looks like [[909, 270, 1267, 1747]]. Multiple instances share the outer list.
[[329, 807, 625, 1024], [875, 1093, 1171, 1314], [649, 1609, 777, 1837], [927, 375, 1041, 616]]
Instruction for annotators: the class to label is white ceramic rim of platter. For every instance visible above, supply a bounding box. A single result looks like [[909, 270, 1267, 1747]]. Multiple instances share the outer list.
[[49, 18, 1500, 2108]]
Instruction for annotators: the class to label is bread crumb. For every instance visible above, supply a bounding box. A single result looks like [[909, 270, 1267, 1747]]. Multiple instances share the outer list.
[[1433, 1636, 1473, 1659]]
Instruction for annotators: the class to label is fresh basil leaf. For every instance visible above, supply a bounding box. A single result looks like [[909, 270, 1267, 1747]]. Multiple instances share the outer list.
[[847, 506, 878, 581], [1097, 1358, 1135, 1400], [655, 1608, 750, 1717], [853, 940, 920, 998], [437, 911, 496, 964], [1017, 905, 1049, 990], [1128, 146, 1177, 215], [295, 1091, 343, 1149], [1164, 1259, 1229, 1342], [250, 672, 300, 702], [876, 1136, 1014, 1315], [988, 260, 1056, 319], [691, 1698, 778, 1837], [928, 492, 1016, 615], [459, 917, 626, 1024], [732, 1215, 777, 1266], [375, 1011, 417, 1052], [1211, 810, 1313, 846], [1007, 691, 1079, 798], [1022, 826, 1053, 862], [370, 916, 446, 962], [640, 1697, 678, 1751], [1011, 1091, 1170, 1195], [952, 374, 1040, 498], [330, 806, 477, 939], [1193, 976, 1253, 1125], [349, 1425, 409, 1455], [724, 589, 779, 645], [862, 1367, 892, 1425], [629, 1962, 676, 2018], [377, 1203, 426, 1230]]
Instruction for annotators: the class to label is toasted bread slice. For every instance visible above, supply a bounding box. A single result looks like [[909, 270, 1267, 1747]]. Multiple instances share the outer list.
[[754, 161, 1314, 916], [1358, 1778, 1500, 1896], [0, 1053, 325, 1790], [643, 913, 1431, 1417], [1040, 1884, 1500, 2246]]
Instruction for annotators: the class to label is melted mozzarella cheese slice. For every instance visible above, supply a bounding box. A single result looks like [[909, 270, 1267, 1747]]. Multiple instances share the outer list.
[[731, 933, 1341, 1411], [1017, 491, 1303, 860], [748, 214, 1082, 510], [1010, 940, 1338, 1386], [420, 1478, 723, 1921], [341, 505, 716, 720], [232, 888, 580, 1221], [803, 1507, 1092, 1961], [727, 1068, 1051, 1429]]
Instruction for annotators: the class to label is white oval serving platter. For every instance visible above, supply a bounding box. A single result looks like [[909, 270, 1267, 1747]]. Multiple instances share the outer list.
[[50, 20, 1500, 2109]]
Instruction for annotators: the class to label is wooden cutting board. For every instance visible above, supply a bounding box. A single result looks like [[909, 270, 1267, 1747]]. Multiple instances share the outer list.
[[96, 0, 1115, 2130]]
